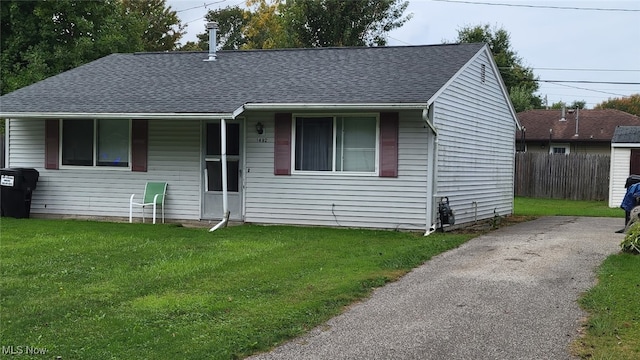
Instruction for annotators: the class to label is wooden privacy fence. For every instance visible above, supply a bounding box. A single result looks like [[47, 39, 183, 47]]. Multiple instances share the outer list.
[[515, 152, 610, 201]]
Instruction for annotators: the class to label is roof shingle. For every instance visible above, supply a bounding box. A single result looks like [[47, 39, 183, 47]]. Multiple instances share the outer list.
[[517, 109, 640, 142], [0, 43, 485, 114], [612, 126, 640, 143]]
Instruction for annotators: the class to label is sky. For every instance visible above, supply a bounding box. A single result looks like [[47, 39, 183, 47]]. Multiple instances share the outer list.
[[166, 0, 640, 109]]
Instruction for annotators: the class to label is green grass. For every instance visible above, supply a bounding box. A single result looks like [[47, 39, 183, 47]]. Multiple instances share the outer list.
[[515, 196, 624, 218], [0, 219, 473, 359], [574, 254, 640, 359]]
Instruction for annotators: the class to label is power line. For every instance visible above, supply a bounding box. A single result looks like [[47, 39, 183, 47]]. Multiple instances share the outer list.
[[431, 0, 640, 12], [534, 67, 640, 72], [184, 16, 206, 25], [542, 93, 618, 99], [499, 67, 640, 72], [175, 1, 227, 13], [538, 80, 640, 85], [387, 35, 413, 46], [543, 82, 629, 97]]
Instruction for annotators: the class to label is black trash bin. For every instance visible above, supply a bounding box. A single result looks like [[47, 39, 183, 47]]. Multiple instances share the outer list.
[[1, 168, 39, 218]]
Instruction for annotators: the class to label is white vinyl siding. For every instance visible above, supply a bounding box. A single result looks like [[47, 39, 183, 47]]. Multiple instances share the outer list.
[[4, 48, 518, 230], [432, 50, 516, 225], [243, 110, 430, 230], [5, 119, 202, 220]]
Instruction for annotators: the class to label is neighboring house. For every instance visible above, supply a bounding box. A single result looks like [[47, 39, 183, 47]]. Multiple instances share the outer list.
[[609, 126, 640, 207], [0, 41, 519, 232], [516, 109, 640, 155]]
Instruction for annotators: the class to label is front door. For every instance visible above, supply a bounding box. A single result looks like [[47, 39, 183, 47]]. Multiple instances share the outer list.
[[203, 121, 242, 220], [631, 149, 640, 175]]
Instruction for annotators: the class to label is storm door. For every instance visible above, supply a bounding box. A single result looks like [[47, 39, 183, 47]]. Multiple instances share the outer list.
[[631, 149, 640, 175], [203, 121, 242, 220]]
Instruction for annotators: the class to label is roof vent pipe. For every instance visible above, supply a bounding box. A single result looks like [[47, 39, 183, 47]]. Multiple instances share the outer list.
[[560, 106, 566, 121], [574, 107, 580, 137], [205, 22, 218, 62]]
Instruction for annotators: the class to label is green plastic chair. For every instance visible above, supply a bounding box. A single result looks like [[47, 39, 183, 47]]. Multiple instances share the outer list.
[[129, 182, 167, 224]]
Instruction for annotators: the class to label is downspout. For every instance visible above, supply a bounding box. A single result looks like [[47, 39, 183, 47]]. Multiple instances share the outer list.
[[204, 21, 228, 232], [210, 118, 230, 232], [4, 119, 9, 168], [423, 106, 439, 236]]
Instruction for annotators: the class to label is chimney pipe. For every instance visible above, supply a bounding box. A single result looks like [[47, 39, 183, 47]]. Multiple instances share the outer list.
[[560, 106, 566, 121], [205, 22, 218, 62], [574, 107, 580, 137]]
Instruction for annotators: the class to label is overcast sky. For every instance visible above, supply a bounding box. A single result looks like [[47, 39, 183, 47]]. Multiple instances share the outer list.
[[167, 0, 640, 109]]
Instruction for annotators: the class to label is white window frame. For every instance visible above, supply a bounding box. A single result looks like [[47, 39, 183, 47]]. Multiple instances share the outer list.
[[59, 119, 132, 169], [291, 113, 380, 176], [550, 143, 570, 155]]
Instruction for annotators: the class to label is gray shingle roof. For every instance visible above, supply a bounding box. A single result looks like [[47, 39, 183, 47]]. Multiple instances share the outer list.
[[0, 43, 485, 114], [612, 126, 640, 143]]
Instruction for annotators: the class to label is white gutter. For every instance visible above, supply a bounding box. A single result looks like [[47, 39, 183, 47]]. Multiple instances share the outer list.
[[210, 117, 230, 232], [0, 112, 235, 120], [5, 103, 428, 120], [236, 102, 429, 114], [421, 106, 438, 136], [612, 143, 640, 148], [422, 104, 439, 236]]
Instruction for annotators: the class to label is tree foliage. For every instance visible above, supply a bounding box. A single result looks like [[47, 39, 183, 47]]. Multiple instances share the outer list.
[[243, 0, 288, 49], [194, 6, 252, 50], [283, 0, 411, 47], [121, 0, 184, 52], [450, 24, 541, 112], [0, 0, 183, 95], [550, 100, 586, 110], [571, 100, 587, 109], [192, 0, 411, 50], [509, 85, 535, 112], [595, 94, 640, 116]]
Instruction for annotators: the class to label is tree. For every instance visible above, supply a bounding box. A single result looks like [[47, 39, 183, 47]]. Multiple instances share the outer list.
[[595, 94, 640, 116], [243, 0, 287, 49], [450, 24, 541, 112], [510, 85, 535, 112], [570, 100, 586, 109], [193, 0, 411, 50], [122, 0, 184, 52], [550, 100, 586, 110], [283, 0, 411, 47], [192, 5, 253, 50], [1, 0, 184, 95]]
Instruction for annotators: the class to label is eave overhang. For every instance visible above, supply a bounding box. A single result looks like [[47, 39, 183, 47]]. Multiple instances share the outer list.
[[2, 103, 430, 121], [234, 102, 429, 116], [0, 112, 234, 120]]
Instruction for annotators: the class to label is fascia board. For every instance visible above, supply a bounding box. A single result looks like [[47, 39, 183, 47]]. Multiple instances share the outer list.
[[239, 103, 428, 112], [426, 44, 521, 131], [0, 112, 234, 120]]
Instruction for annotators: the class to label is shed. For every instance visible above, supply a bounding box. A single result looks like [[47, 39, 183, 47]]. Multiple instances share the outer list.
[[609, 126, 640, 207]]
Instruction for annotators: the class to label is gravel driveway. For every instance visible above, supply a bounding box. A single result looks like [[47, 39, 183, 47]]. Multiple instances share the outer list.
[[248, 216, 623, 360]]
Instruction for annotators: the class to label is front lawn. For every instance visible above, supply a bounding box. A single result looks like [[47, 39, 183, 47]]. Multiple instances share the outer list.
[[0, 219, 473, 359]]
